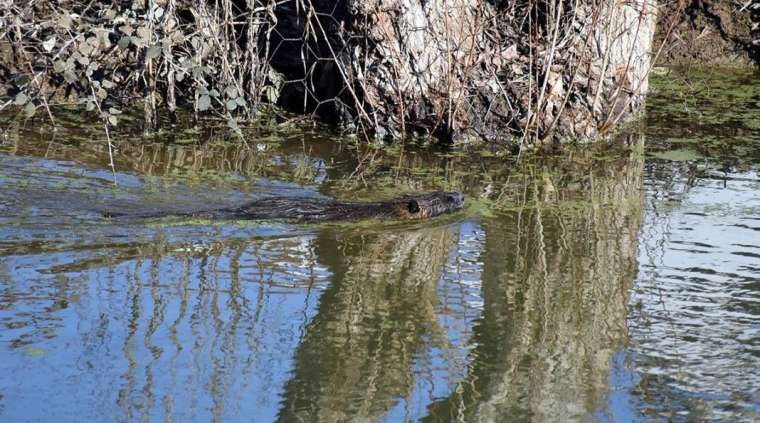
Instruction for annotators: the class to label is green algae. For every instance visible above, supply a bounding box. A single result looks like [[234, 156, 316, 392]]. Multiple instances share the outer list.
[[24, 347, 47, 357], [651, 148, 704, 161], [646, 66, 760, 162]]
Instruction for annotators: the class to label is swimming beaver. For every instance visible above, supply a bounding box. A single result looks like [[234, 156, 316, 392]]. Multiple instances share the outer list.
[[106, 191, 465, 222]]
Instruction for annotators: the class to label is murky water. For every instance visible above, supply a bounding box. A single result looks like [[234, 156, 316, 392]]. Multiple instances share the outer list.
[[1, 68, 759, 422]]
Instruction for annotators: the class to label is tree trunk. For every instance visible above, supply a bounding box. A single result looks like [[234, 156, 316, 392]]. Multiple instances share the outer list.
[[267, 0, 659, 143]]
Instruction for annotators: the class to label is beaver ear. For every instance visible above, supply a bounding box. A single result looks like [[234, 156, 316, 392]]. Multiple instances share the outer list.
[[407, 200, 420, 213]]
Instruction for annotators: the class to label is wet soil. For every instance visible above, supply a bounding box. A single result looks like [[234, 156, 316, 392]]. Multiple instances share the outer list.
[[655, 0, 759, 66]]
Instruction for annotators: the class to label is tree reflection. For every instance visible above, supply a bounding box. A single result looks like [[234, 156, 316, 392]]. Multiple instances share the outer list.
[[424, 136, 645, 422], [0, 123, 647, 421], [277, 225, 457, 422]]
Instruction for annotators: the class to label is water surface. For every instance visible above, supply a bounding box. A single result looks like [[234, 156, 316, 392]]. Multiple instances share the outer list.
[[0, 67, 758, 422]]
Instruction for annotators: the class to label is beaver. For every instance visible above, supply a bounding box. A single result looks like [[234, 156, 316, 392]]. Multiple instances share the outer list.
[[105, 191, 464, 222]]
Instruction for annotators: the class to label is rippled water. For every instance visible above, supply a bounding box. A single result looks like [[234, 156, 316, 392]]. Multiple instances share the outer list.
[[0, 68, 759, 422], [622, 166, 760, 421]]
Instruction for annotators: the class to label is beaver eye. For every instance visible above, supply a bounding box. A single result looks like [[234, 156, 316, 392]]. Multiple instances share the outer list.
[[407, 200, 420, 213]]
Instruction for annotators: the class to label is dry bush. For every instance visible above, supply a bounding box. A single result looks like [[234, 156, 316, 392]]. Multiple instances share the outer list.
[[0, 0, 277, 127], [1, 0, 661, 147], [263, 0, 658, 144]]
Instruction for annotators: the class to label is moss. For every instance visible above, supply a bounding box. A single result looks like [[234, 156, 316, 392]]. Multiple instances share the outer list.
[[651, 149, 703, 162], [646, 66, 760, 162]]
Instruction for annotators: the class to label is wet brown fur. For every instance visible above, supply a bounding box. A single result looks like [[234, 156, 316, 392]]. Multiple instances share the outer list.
[[107, 191, 465, 222]]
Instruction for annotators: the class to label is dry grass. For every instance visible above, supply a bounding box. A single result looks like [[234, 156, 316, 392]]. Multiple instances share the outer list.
[[0, 0, 664, 147]]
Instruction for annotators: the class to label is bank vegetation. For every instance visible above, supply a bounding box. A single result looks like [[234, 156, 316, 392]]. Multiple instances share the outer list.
[[0, 0, 756, 147]]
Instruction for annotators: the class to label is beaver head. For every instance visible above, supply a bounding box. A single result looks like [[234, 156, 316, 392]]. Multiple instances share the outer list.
[[392, 191, 465, 219]]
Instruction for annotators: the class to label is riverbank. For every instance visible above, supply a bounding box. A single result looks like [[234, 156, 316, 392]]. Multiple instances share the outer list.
[[1, 0, 657, 143], [1, 1, 757, 147], [655, 0, 759, 66]]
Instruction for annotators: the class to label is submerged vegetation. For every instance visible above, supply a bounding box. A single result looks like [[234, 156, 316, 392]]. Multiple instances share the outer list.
[[644, 66, 760, 162]]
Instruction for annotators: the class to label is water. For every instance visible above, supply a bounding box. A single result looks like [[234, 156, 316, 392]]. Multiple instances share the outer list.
[[0, 68, 758, 422]]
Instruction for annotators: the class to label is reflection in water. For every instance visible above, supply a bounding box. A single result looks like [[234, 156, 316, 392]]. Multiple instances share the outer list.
[[0, 227, 332, 421], [620, 163, 760, 422], [6, 112, 758, 421], [3, 68, 760, 422], [425, 137, 645, 422], [0, 127, 648, 421], [0, 116, 359, 190], [277, 226, 456, 422]]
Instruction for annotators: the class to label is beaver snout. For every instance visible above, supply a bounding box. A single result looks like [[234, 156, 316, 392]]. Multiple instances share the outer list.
[[446, 192, 465, 208], [400, 191, 465, 219]]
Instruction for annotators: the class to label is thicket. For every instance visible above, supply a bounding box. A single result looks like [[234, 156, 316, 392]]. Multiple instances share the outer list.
[[1, 0, 277, 126], [7, 0, 749, 147]]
